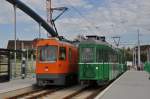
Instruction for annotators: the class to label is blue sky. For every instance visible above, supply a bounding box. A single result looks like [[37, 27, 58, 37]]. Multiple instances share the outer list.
[[0, 0, 150, 48]]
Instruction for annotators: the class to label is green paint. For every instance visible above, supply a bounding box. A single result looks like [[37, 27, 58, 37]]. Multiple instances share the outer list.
[[79, 41, 127, 82]]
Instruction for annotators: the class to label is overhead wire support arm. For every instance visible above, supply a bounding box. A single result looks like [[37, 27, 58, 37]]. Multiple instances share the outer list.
[[50, 7, 68, 34], [46, 0, 68, 36], [52, 7, 68, 22], [112, 36, 121, 47]]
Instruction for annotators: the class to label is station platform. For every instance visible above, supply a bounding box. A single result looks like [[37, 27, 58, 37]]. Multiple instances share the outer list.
[[0, 78, 36, 98], [95, 70, 150, 99]]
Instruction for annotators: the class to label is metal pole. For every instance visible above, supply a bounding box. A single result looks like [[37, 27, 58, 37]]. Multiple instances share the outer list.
[[13, 5, 17, 77], [21, 41, 24, 59], [137, 29, 141, 70], [46, 0, 52, 37], [132, 48, 134, 66], [135, 48, 137, 69], [31, 45, 34, 75], [27, 49, 28, 67]]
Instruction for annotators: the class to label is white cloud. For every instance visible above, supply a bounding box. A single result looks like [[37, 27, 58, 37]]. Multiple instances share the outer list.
[[1, 0, 150, 47], [83, 0, 150, 36], [53, 0, 89, 7], [46, 0, 150, 40], [0, 0, 13, 24]]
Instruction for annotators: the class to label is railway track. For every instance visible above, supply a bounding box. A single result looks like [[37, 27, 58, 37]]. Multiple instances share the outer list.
[[6, 84, 108, 99], [7, 87, 61, 99], [63, 85, 107, 99]]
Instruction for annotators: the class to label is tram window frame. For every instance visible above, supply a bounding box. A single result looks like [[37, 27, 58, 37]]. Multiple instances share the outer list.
[[81, 47, 94, 63], [103, 48, 108, 62], [59, 47, 66, 61], [96, 48, 102, 62], [109, 50, 113, 63], [38, 45, 58, 62], [114, 53, 117, 62], [69, 48, 72, 62]]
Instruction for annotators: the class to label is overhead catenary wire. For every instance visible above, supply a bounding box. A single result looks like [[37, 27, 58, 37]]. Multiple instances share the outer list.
[[46, 0, 92, 37], [105, 0, 118, 35], [65, 0, 105, 36], [106, 0, 130, 35], [106, 0, 132, 46], [51, 6, 87, 34], [65, 11, 91, 32]]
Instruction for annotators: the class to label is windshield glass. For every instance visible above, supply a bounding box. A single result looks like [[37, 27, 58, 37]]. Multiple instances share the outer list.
[[80, 47, 94, 63], [38, 46, 57, 62]]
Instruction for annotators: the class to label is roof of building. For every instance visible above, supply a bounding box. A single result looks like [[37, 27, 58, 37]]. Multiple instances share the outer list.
[[7, 40, 34, 50]]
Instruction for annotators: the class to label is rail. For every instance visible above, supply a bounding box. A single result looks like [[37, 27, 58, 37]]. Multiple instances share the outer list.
[[63, 85, 107, 99], [7, 88, 61, 99]]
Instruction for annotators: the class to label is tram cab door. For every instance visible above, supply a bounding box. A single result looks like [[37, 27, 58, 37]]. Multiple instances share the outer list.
[[59, 47, 67, 71]]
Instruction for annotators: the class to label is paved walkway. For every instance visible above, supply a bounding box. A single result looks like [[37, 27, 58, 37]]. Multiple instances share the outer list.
[[0, 78, 36, 93], [95, 70, 150, 99]]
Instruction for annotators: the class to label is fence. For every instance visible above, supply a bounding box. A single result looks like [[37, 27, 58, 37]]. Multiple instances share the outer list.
[[10, 49, 36, 79], [0, 48, 36, 81]]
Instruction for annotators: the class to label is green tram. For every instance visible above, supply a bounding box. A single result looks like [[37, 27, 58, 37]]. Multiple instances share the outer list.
[[79, 35, 127, 85]]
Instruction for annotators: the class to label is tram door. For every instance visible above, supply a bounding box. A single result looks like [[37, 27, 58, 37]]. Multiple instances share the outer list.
[[0, 49, 10, 82]]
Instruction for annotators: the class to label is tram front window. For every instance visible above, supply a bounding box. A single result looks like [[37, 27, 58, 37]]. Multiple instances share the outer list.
[[38, 46, 57, 62], [81, 47, 94, 63]]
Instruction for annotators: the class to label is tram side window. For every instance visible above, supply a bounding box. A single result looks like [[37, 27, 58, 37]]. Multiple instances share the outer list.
[[113, 53, 117, 62], [112, 53, 115, 62], [109, 50, 113, 63], [59, 47, 66, 60], [103, 49, 108, 62], [96, 48, 102, 62], [69, 48, 72, 62], [119, 54, 121, 63], [38, 46, 57, 61], [115, 53, 118, 62], [81, 47, 94, 63], [107, 50, 110, 62]]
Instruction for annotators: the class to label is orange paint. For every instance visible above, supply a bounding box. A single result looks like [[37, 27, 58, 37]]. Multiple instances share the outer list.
[[36, 38, 78, 74]]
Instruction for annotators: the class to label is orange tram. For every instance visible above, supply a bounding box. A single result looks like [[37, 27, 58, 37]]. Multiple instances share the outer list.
[[36, 38, 78, 86]]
